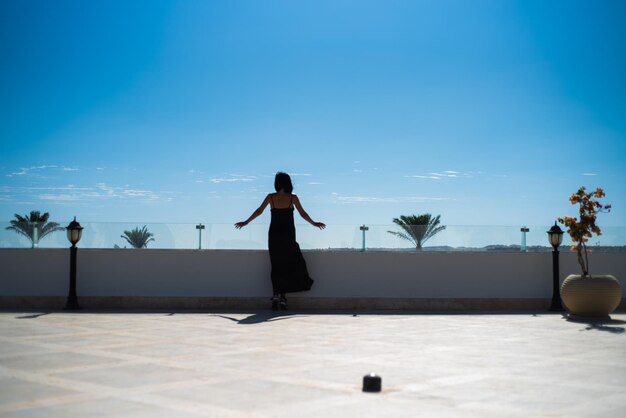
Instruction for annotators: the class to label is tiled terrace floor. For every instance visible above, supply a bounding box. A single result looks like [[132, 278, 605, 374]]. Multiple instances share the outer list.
[[0, 310, 625, 417]]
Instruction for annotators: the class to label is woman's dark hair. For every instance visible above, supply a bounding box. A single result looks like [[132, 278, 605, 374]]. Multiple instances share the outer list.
[[274, 172, 293, 193]]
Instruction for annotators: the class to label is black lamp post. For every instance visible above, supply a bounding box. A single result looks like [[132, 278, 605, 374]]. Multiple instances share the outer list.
[[547, 221, 564, 311], [65, 217, 83, 310]]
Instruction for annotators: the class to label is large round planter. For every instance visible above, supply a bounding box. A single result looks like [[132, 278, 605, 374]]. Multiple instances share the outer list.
[[561, 274, 622, 317]]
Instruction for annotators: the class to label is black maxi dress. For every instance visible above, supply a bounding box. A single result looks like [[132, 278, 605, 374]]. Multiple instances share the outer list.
[[268, 195, 314, 294]]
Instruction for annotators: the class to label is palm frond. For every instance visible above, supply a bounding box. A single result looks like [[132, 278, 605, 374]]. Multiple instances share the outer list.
[[5, 225, 32, 240], [388, 213, 446, 249], [5, 211, 63, 247], [121, 226, 155, 248], [41, 222, 64, 239], [387, 230, 416, 247]]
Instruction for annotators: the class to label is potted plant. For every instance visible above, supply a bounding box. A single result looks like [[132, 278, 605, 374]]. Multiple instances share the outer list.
[[558, 187, 621, 317]]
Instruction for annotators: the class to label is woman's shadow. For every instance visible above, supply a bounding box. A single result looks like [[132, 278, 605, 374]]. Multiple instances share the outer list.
[[209, 312, 306, 325]]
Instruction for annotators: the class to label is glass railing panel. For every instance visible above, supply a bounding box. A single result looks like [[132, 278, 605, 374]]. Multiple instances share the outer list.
[[363, 225, 626, 252], [367, 225, 525, 251], [295, 223, 360, 250], [1, 221, 625, 250], [209, 223, 267, 250], [0, 221, 67, 248]]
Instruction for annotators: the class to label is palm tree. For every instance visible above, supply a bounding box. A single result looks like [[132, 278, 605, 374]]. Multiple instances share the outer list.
[[6, 211, 64, 248], [387, 214, 446, 250], [121, 226, 155, 249]]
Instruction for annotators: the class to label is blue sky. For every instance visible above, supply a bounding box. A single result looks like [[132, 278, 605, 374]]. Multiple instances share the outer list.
[[1, 0, 625, 228]]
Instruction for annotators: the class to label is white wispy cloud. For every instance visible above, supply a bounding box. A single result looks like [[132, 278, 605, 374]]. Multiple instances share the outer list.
[[7, 165, 58, 177], [405, 175, 441, 180], [39, 194, 81, 202], [124, 189, 160, 199], [582, 173, 598, 176], [4, 186, 92, 192], [307, 182, 324, 185], [6, 165, 81, 177], [1, 184, 175, 204], [334, 195, 451, 204], [405, 170, 473, 180], [8, 169, 29, 177], [94, 183, 167, 201], [210, 174, 256, 184]]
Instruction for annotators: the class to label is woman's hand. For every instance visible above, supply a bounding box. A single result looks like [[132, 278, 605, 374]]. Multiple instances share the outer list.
[[313, 222, 326, 230], [234, 221, 248, 229]]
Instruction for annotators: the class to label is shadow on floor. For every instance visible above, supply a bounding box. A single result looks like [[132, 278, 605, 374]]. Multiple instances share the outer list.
[[566, 316, 626, 334], [15, 313, 51, 319], [208, 313, 308, 324]]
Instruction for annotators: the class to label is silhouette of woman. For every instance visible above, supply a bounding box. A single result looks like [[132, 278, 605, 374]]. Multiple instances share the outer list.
[[235, 172, 325, 310]]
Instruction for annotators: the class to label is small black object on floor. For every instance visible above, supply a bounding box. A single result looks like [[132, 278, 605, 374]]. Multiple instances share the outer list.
[[362, 373, 382, 392]]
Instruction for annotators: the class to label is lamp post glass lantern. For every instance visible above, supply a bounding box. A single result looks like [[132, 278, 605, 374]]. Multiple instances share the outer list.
[[66, 217, 83, 246], [65, 217, 83, 310], [547, 222, 564, 249], [547, 222, 564, 311]]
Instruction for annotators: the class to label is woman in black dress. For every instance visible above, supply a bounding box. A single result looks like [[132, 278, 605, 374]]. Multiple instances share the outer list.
[[235, 172, 325, 310]]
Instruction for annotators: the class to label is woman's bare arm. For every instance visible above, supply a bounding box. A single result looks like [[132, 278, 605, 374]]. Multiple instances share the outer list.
[[293, 195, 326, 230], [235, 195, 271, 229]]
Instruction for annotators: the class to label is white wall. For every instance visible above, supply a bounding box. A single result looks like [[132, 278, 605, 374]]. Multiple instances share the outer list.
[[1, 249, 624, 302]]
